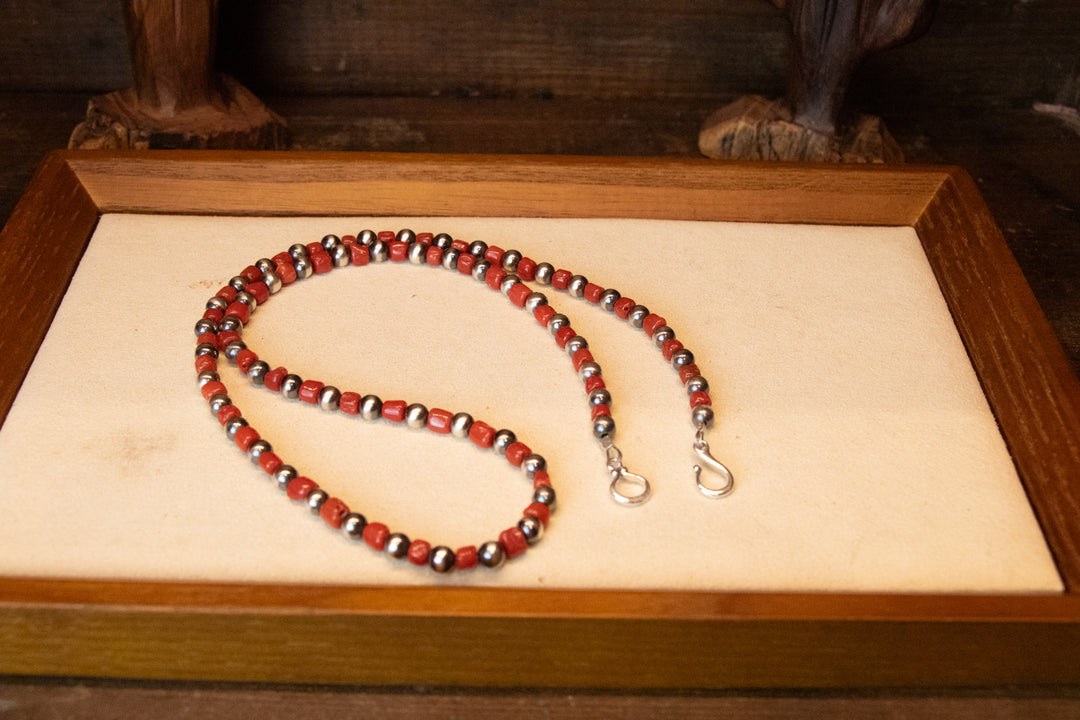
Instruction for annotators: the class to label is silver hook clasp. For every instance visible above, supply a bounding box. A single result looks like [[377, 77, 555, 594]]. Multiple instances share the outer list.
[[693, 429, 734, 498], [604, 441, 652, 506]]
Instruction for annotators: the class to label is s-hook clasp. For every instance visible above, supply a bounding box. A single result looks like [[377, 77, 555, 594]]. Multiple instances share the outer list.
[[693, 429, 734, 498], [604, 440, 652, 506]]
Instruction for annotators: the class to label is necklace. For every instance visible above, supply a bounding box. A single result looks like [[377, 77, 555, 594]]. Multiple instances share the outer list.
[[194, 229, 734, 574]]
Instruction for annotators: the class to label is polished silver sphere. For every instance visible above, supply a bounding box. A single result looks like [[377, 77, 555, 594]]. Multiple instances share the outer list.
[[205, 295, 228, 312], [331, 243, 350, 267], [492, 429, 516, 455], [224, 416, 248, 440], [288, 243, 309, 260], [357, 229, 377, 247], [407, 241, 427, 264], [524, 292, 548, 312], [385, 532, 410, 558], [262, 269, 283, 294], [522, 453, 546, 478], [369, 239, 389, 262], [478, 540, 506, 568], [360, 394, 382, 420], [671, 348, 695, 368], [533, 484, 556, 510], [429, 546, 455, 573], [228, 275, 249, 291], [432, 232, 454, 249], [293, 255, 313, 280], [321, 234, 341, 252], [472, 259, 491, 282], [686, 376, 709, 395], [222, 339, 245, 361], [396, 228, 416, 244], [405, 403, 429, 429], [280, 374, 302, 400], [628, 305, 650, 328], [274, 464, 298, 491], [566, 335, 588, 356], [342, 512, 367, 540], [247, 439, 273, 464], [547, 313, 570, 335], [518, 515, 544, 545], [500, 249, 522, 273], [219, 316, 243, 333], [578, 361, 602, 380], [450, 412, 473, 438], [588, 387, 612, 407], [467, 240, 488, 258], [208, 393, 231, 414], [533, 262, 554, 285], [652, 326, 675, 346], [247, 360, 270, 385], [599, 288, 620, 312], [196, 370, 219, 387], [255, 257, 276, 274], [691, 405, 715, 430], [195, 342, 219, 359], [593, 415, 616, 442], [318, 386, 342, 412], [567, 274, 588, 298], [194, 318, 218, 336], [500, 274, 520, 295], [307, 489, 329, 514], [442, 247, 461, 270]]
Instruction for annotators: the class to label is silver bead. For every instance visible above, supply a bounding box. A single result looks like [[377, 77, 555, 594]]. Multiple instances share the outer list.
[[396, 228, 416, 244], [293, 255, 313, 279], [567, 274, 588, 298], [405, 403, 428, 429], [599, 288, 620, 312], [205, 295, 228, 312], [547, 313, 570, 334], [522, 453, 546, 478], [593, 415, 616, 442], [518, 515, 544, 545], [318, 385, 342, 412], [360, 394, 382, 420], [500, 249, 522, 273], [357, 229, 377, 247], [691, 405, 715, 430], [533, 484, 556, 510], [331, 243, 350, 267], [433, 232, 454, 250], [628, 305, 650, 328], [247, 439, 273, 464], [385, 532, 411, 558], [686, 376, 709, 395], [280, 374, 302, 399], [653, 326, 675, 346], [472, 259, 491, 282], [342, 512, 367, 539], [500, 273, 520, 294], [195, 342, 219, 358], [307, 489, 329, 514], [524, 292, 548, 312], [442, 247, 461, 270], [224, 416, 248, 439], [234, 289, 256, 312], [222, 339, 245, 361], [229, 275, 249, 291], [208, 393, 231, 414], [430, 546, 455, 573], [588, 387, 612, 407], [468, 240, 488, 258], [369, 239, 389, 262], [578, 361, 602, 379], [492, 429, 516, 455], [288, 243, 309, 260], [196, 370, 219, 387], [671, 348, 695, 367], [274, 464, 298, 491], [533, 262, 554, 285], [194, 318, 218, 336], [566, 335, 589, 356], [450, 412, 473, 438], [219, 316, 243, 333], [321, 234, 341, 252], [248, 360, 270, 385], [262, 269, 283, 295], [256, 257, 276, 274], [478, 540, 506, 568], [407, 241, 427, 264]]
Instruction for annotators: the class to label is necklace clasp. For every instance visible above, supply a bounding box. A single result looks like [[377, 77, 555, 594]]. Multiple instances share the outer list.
[[693, 430, 735, 498]]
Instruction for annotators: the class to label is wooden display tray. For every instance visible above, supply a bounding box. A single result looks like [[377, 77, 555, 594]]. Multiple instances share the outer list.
[[1, 151, 1079, 689]]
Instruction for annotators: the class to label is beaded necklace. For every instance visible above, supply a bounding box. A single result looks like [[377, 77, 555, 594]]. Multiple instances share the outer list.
[[194, 229, 733, 574]]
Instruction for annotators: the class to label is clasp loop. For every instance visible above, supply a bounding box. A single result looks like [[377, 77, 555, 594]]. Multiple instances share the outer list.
[[692, 429, 735, 498], [604, 440, 652, 506]]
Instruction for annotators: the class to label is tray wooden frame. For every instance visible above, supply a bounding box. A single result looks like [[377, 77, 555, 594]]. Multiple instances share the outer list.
[[2, 151, 1079, 689]]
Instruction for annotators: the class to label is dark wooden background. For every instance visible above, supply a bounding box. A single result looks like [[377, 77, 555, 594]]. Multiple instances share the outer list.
[[1, 0, 1079, 716]]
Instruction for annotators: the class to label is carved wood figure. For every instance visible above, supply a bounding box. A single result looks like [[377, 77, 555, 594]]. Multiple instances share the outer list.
[[700, 0, 936, 162], [70, 0, 285, 150]]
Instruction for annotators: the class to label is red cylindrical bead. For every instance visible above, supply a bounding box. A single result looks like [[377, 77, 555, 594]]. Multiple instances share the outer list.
[[469, 421, 495, 448], [408, 539, 432, 565], [554, 325, 576, 348], [263, 366, 287, 392], [341, 234, 357, 244], [690, 390, 712, 408], [661, 338, 684, 361], [484, 245, 504, 265], [524, 501, 550, 527], [196, 332, 218, 349], [246, 281, 269, 305], [311, 251, 333, 274], [505, 441, 531, 467], [236, 349, 258, 374], [381, 399, 406, 422], [377, 231, 395, 243], [517, 257, 537, 281], [583, 283, 604, 303], [242, 265, 263, 283], [416, 232, 434, 245], [485, 265, 507, 290], [572, 348, 594, 372], [457, 253, 476, 275], [591, 404, 611, 420], [551, 269, 572, 290], [195, 355, 218, 373], [298, 379, 324, 404], [584, 375, 606, 394], [348, 243, 370, 266], [216, 286, 237, 303], [363, 522, 390, 550], [272, 251, 293, 266], [234, 425, 260, 451], [305, 242, 324, 256], [613, 297, 635, 319], [389, 241, 409, 262], [533, 470, 551, 489], [202, 307, 224, 323], [275, 260, 297, 285], [201, 380, 228, 401], [340, 391, 361, 415], [534, 304, 556, 327], [642, 313, 667, 337], [451, 239, 469, 252], [426, 245, 443, 266], [224, 302, 250, 324], [508, 282, 531, 308], [456, 545, 478, 570], [217, 330, 240, 348], [678, 363, 701, 384], [286, 476, 318, 500], [320, 497, 350, 529], [499, 527, 528, 559], [217, 404, 242, 425], [259, 451, 283, 475], [426, 407, 453, 434]]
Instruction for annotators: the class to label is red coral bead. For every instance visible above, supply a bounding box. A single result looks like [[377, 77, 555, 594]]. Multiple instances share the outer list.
[[613, 297, 635, 319], [234, 425, 260, 451], [524, 501, 550, 527], [642, 313, 667, 337], [572, 348, 594, 372], [426, 245, 443, 266], [263, 366, 287, 392], [236, 349, 258, 374], [311, 251, 333, 274], [690, 390, 712, 408], [195, 355, 217, 373], [456, 545, 478, 570], [341, 234, 357, 244], [217, 330, 240, 348], [678, 363, 701, 384], [416, 232, 433, 245], [426, 407, 452, 434], [200, 380, 227, 401], [242, 265, 263, 283], [554, 325, 576, 348], [484, 245, 504, 265], [661, 338, 684, 361], [363, 522, 389, 550], [196, 332, 218, 349], [224, 302, 250, 324], [499, 527, 528, 559], [485, 265, 507, 290], [517, 257, 537, 281], [272, 251, 292, 266], [584, 375, 606, 394], [532, 470, 551, 488], [377, 231, 395, 243], [508, 282, 531, 308], [591, 404, 611, 420], [298, 379, 324, 404], [259, 451, 283, 475], [389, 241, 409, 261], [534, 304, 556, 326], [469, 421, 495, 448], [320, 497, 350, 529], [583, 283, 604, 303], [551, 269, 572, 290], [202, 307, 224, 323], [451, 239, 469, 252], [275, 260, 297, 285], [340, 391, 361, 415], [217, 404, 241, 425], [287, 476, 318, 500], [457, 253, 475, 275], [408, 539, 432, 565], [505, 441, 531, 467], [217, 286, 237, 302], [381, 400, 406, 422], [306, 242, 324, 256], [348, 243, 370, 266], [246, 281, 269, 305]]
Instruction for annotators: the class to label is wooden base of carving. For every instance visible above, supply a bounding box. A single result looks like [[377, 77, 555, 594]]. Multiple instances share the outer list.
[[69, 75, 286, 150], [698, 95, 903, 163]]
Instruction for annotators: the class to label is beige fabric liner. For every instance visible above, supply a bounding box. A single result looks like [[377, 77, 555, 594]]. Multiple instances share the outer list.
[[0, 214, 1063, 593]]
